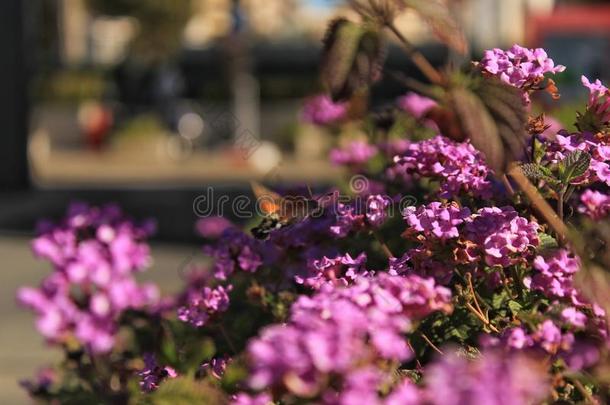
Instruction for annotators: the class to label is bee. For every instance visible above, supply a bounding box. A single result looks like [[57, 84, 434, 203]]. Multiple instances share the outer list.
[[250, 182, 328, 240]]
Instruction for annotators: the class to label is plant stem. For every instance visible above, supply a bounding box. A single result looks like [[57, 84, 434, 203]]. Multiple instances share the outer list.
[[508, 163, 568, 244], [420, 332, 444, 355], [572, 378, 598, 405], [388, 70, 437, 98], [219, 324, 238, 354], [372, 230, 394, 258], [558, 191, 564, 222], [502, 174, 515, 196], [458, 273, 500, 333], [386, 22, 444, 85], [465, 302, 500, 333], [465, 273, 484, 317]]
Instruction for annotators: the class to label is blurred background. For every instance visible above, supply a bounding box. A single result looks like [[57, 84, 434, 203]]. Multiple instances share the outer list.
[[1, 0, 609, 402]]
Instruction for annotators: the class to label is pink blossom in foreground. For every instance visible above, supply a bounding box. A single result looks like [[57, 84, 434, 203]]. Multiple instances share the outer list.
[[17, 203, 159, 353], [426, 349, 550, 405], [246, 273, 451, 400]]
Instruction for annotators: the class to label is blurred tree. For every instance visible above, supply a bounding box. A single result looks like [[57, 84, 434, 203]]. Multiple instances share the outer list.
[[86, 0, 191, 63]]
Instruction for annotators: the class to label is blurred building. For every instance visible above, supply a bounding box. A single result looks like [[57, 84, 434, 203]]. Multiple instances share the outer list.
[[55, 0, 565, 69], [464, 0, 556, 50], [30, 0, 610, 190]]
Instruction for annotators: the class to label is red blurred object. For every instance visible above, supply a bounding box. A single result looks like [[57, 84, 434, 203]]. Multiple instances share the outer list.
[[78, 101, 113, 150], [527, 4, 610, 46]]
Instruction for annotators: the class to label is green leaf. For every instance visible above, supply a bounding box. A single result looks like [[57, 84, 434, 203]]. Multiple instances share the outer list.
[[180, 337, 216, 373], [559, 150, 591, 183], [520, 163, 545, 180], [472, 76, 528, 170], [532, 136, 546, 164], [321, 18, 386, 101], [520, 163, 561, 186], [161, 339, 178, 365], [449, 86, 504, 172], [456, 345, 481, 360], [576, 108, 610, 133], [491, 290, 509, 309], [508, 300, 523, 315], [538, 232, 559, 251], [444, 75, 528, 174], [150, 377, 225, 405]]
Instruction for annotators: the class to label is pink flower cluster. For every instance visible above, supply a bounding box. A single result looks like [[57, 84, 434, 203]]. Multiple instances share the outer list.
[[479, 45, 565, 89], [328, 194, 391, 238], [177, 284, 232, 327], [545, 131, 610, 186], [17, 203, 159, 353], [526, 249, 580, 302], [366, 194, 391, 227], [393, 135, 493, 198], [464, 206, 540, 267], [403, 203, 539, 271], [579, 189, 610, 220], [245, 273, 451, 401], [492, 316, 606, 372], [582, 75, 610, 123], [239, 347, 551, 405], [139, 353, 178, 392], [301, 94, 348, 126], [425, 349, 550, 405], [330, 140, 378, 166], [404, 202, 470, 241], [497, 321, 574, 355], [397, 92, 437, 119], [297, 252, 369, 289], [329, 201, 365, 237], [204, 228, 262, 280], [201, 356, 231, 379]]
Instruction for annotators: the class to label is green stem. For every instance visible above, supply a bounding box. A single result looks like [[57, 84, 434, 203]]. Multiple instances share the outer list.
[[558, 190, 565, 223], [219, 324, 238, 354], [386, 22, 444, 85], [372, 230, 394, 258]]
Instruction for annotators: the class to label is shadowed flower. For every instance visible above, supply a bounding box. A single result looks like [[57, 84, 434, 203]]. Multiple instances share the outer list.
[[330, 140, 378, 166], [139, 353, 178, 392], [397, 92, 437, 119]]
